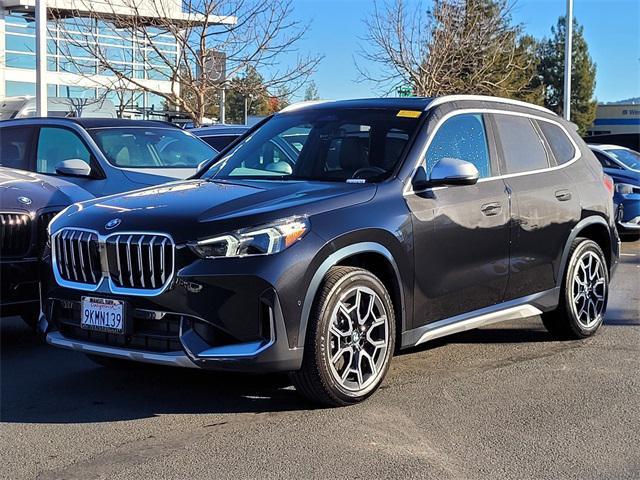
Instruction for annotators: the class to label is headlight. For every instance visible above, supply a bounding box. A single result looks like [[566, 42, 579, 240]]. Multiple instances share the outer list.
[[190, 216, 309, 259], [615, 183, 637, 195]]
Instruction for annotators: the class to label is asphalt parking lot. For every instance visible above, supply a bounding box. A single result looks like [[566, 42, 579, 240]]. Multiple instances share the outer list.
[[1, 239, 638, 480]]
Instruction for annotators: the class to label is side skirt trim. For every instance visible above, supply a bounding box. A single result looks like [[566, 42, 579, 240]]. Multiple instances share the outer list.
[[401, 288, 558, 349]]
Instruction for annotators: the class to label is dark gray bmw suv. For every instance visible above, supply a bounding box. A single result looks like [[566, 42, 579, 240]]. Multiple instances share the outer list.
[[43, 96, 619, 406]]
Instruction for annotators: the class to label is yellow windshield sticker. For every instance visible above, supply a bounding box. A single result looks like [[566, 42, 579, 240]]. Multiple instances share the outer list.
[[397, 110, 421, 118]]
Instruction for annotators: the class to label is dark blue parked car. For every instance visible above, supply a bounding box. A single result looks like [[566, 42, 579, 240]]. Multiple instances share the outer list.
[[589, 144, 640, 238]]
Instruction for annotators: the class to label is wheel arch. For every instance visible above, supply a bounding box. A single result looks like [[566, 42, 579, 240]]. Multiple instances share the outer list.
[[558, 216, 615, 284], [297, 242, 406, 349]]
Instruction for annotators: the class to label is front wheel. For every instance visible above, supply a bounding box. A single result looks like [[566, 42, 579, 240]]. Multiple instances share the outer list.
[[290, 266, 395, 406], [542, 238, 609, 339]]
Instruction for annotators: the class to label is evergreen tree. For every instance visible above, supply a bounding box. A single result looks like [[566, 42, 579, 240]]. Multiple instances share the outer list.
[[537, 16, 597, 134], [225, 66, 270, 124], [360, 0, 541, 99]]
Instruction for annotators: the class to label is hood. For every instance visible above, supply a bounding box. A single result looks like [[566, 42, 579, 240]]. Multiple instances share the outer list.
[[604, 167, 640, 185], [52, 179, 376, 243], [0, 167, 94, 212], [120, 167, 197, 186]]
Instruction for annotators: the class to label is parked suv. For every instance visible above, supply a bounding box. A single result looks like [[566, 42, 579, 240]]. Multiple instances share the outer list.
[[0, 167, 93, 327], [0, 118, 217, 196], [43, 96, 619, 406]]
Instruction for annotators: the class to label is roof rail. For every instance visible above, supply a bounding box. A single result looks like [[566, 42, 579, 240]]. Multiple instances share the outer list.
[[279, 100, 330, 113], [426, 95, 556, 115]]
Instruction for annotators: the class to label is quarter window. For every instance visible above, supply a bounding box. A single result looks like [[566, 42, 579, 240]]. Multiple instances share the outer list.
[[426, 114, 491, 178], [537, 120, 576, 164], [495, 114, 549, 174], [37, 127, 91, 174]]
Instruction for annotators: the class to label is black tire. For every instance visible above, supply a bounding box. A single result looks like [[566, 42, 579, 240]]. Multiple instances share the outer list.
[[290, 266, 396, 407], [542, 238, 609, 339], [85, 354, 137, 369]]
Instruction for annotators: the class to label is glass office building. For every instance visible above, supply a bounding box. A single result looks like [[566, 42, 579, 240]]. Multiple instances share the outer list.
[[0, 1, 231, 118]]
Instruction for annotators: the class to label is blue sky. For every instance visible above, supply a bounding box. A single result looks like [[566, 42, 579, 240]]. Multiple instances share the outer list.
[[290, 0, 640, 103]]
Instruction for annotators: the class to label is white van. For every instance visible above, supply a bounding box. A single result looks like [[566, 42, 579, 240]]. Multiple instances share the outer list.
[[0, 96, 116, 120]]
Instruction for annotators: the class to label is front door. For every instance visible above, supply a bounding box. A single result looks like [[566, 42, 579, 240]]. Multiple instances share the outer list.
[[406, 112, 511, 329]]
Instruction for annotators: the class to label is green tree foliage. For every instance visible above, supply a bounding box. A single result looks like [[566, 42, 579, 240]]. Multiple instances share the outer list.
[[225, 66, 270, 124], [360, 0, 541, 100], [537, 16, 597, 134]]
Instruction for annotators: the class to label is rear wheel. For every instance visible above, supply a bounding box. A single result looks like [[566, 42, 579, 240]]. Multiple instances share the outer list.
[[542, 238, 609, 339], [290, 266, 395, 406]]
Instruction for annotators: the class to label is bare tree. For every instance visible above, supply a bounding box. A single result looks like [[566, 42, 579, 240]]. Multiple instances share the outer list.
[[357, 0, 538, 98], [52, 0, 322, 125]]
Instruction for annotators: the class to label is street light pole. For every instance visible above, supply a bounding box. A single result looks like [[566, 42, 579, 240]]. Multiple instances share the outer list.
[[35, 0, 48, 117], [563, 0, 573, 121]]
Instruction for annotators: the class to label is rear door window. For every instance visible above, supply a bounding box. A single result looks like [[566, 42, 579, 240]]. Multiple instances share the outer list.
[[426, 113, 492, 178], [0, 126, 35, 170], [494, 114, 549, 174], [536, 120, 576, 164]]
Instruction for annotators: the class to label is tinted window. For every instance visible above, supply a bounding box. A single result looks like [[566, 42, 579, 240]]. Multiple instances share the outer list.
[[202, 135, 240, 151], [204, 109, 421, 182], [426, 114, 491, 178], [0, 126, 34, 169], [495, 115, 549, 174], [537, 120, 575, 164], [90, 128, 216, 168], [37, 127, 91, 174], [607, 148, 640, 171], [593, 151, 619, 169]]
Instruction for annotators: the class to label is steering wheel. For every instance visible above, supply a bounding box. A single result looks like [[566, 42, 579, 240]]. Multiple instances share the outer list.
[[352, 166, 386, 179]]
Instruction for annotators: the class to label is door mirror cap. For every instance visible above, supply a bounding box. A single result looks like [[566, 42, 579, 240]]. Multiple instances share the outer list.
[[429, 157, 480, 186], [55, 159, 92, 177]]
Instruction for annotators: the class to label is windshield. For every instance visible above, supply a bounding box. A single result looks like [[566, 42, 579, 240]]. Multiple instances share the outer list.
[[202, 108, 422, 182], [90, 127, 217, 168], [607, 148, 640, 171]]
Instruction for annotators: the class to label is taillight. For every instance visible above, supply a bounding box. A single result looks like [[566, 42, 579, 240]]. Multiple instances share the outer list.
[[603, 174, 614, 197]]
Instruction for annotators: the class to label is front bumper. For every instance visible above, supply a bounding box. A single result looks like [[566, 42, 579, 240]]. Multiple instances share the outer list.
[[42, 235, 325, 372], [615, 194, 640, 232]]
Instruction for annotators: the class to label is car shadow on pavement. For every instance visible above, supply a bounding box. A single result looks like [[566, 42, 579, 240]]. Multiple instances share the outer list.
[[0, 318, 314, 425]]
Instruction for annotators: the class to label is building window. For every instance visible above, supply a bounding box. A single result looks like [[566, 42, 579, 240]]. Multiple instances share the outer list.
[[5, 81, 57, 97]]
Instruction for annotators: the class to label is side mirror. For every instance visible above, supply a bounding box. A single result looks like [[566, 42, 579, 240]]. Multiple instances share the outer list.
[[429, 157, 479, 186], [55, 159, 92, 177], [411, 166, 430, 191]]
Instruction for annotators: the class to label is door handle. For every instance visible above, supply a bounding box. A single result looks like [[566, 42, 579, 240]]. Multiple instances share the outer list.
[[481, 202, 502, 216], [555, 190, 572, 202]]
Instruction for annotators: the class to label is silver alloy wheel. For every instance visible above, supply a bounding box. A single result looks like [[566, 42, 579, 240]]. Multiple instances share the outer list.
[[327, 286, 390, 393], [570, 250, 607, 328]]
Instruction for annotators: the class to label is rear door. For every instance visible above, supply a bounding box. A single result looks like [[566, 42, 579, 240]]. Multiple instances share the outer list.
[[407, 112, 511, 327], [491, 113, 581, 300]]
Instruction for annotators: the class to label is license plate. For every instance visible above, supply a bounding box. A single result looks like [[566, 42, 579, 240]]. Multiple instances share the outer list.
[[81, 296, 125, 334]]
